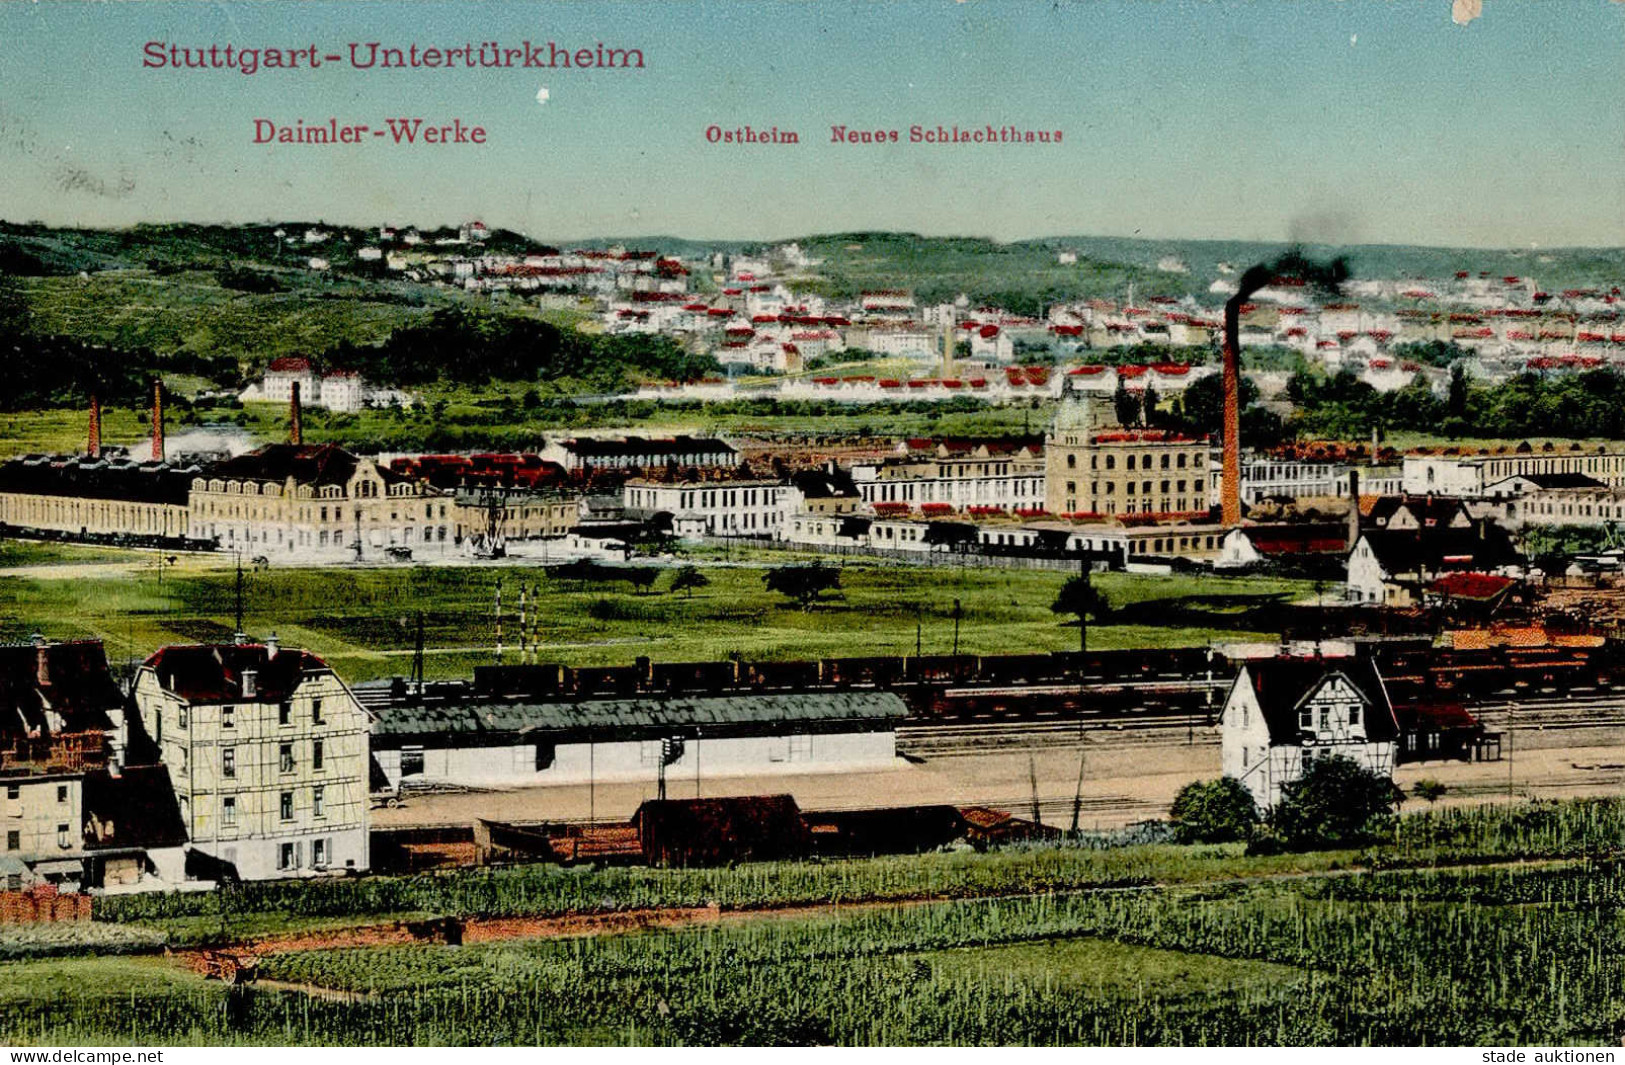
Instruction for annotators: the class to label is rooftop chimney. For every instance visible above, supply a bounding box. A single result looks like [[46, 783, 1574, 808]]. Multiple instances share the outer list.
[[87, 394, 102, 459], [265, 632, 279, 660], [151, 380, 165, 463], [289, 381, 304, 446]]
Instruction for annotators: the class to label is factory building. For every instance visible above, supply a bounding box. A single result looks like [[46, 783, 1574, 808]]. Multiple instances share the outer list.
[[366, 689, 907, 790]]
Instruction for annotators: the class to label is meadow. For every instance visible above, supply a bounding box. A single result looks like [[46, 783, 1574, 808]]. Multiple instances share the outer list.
[[0, 548, 1316, 681], [7, 799, 1625, 1045]]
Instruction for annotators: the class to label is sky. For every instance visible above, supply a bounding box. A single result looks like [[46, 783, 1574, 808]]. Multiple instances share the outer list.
[[0, 0, 1621, 248]]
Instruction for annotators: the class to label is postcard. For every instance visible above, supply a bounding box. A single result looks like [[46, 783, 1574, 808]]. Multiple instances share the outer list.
[[0, 0, 1623, 1052]]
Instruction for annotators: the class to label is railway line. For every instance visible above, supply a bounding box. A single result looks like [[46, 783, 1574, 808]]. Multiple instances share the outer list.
[[898, 691, 1625, 759]]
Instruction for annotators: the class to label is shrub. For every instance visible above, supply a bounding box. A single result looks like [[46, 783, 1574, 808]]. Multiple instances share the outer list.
[[1169, 777, 1260, 844], [1271, 754, 1402, 850]]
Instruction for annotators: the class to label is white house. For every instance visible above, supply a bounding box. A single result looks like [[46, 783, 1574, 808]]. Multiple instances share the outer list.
[[1220, 655, 1400, 810], [133, 639, 371, 881]]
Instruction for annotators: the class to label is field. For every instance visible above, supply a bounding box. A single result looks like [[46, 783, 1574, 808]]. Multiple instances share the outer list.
[[7, 800, 1625, 1044], [0, 548, 1315, 681]]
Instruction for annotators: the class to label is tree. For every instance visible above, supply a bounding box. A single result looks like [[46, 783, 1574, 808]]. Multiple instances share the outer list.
[[1169, 777, 1260, 844], [670, 565, 709, 599], [764, 563, 841, 610], [1113, 380, 1140, 427], [1179, 372, 1260, 436], [1270, 754, 1403, 850], [1051, 574, 1110, 653], [1411, 779, 1448, 806], [625, 568, 659, 595]]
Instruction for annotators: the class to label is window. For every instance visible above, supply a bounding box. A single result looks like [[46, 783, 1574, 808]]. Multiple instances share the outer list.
[[279, 792, 294, 821], [55, 785, 67, 804], [1241, 746, 1249, 768], [5, 785, 16, 800], [312, 699, 325, 725], [312, 739, 324, 771], [5, 831, 17, 851], [312, 838, 328, 868], [278, 842, 296, 870], [400, 748, 424, 778], [1066, 454, 1076, 469], [279, 744, 295, 773], [57, 823, 70, 850], [1299, 705, 1313, 729], [313, 786, 325, 818], [279, 702, 292, 726], [1319, 706, 1331, 730], [222, 796, 237, 826], [222, 748, 236, 779], [178, 706, 188, 728], [1349, 702, 1362, 726], [222, 705, 235, 730]]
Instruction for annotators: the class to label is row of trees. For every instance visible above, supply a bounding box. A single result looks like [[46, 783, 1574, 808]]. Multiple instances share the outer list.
[[1289, 362, 1625, 442], [323, 306, 720, 391]]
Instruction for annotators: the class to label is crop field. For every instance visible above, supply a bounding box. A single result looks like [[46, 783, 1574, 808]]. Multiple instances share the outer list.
[[7, 799, 1625, 1045], [0, 551, 1315, 681]]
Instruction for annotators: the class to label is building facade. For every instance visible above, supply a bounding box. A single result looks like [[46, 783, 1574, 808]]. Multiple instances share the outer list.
[[0, 455, 197, 540], [622, 478, 786, 537], [134, 641, 370, 880], [188, 444, 453, 561], [1044, 391, 1213, 517], [1221, 656, 1400, 810]]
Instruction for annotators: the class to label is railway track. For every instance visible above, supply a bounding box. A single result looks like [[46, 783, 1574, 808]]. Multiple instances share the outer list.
[[899, 692, 1625, 758]]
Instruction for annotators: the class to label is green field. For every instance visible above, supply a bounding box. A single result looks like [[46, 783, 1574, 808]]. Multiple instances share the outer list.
[[0, 550, 1314, 681], [8, 799, 1625, 1045]]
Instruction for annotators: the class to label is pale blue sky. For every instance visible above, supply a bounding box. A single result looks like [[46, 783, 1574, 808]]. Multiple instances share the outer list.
[[0, 1, 1620, 247]]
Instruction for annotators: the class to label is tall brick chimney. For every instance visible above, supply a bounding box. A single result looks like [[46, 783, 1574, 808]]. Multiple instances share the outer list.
[[151, 380, 165, 462], [87, 394, 102, 459], [289, 380, 303, 446], [1220, 298, 1246, 528]]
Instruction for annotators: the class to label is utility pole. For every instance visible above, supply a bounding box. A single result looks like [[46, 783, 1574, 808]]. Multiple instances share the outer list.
[[1069, 747, 1087, 836], [411, 611, 425, 696], [233, 553, 245, 637], [494, 579, 503, 664], [1028, 753, 1043, 827], [951, 599, 962, 659]]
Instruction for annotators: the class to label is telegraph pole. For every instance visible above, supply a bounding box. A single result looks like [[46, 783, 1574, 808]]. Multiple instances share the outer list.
[[233, 553, 245, 637]]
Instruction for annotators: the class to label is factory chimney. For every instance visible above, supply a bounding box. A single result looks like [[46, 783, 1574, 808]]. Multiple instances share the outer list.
[[1220, 267, 1272, 528], [289, 380, 303, 446], [151, 380, 165, 462], [87, 394, 103, 459], [1220, 251, 1349, 528]]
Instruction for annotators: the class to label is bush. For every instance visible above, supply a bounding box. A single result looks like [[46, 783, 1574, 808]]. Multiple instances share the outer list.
[[1271, 754, 1403, 850], [1169, 777, 1260, 844]]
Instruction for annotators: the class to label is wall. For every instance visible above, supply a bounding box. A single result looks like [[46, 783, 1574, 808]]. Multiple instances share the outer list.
[[377, 728, 896, 790], [135, 667, 371, 881]]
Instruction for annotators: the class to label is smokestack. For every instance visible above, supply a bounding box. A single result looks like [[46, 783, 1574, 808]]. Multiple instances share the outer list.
[[289, 380, 303, 446], [1220, 270, 1269, 528], [1221, 252, 1349, 529], [87, 394, 102, 459], [151, 380, 165, 463]]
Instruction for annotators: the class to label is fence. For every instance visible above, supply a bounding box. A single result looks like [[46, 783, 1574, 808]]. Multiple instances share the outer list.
[[697, 535, 1090, 572]]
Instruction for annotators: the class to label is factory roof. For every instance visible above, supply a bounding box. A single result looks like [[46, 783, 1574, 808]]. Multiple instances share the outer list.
[[0, 454, 199, 507], [371, 691, 908, 739]]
